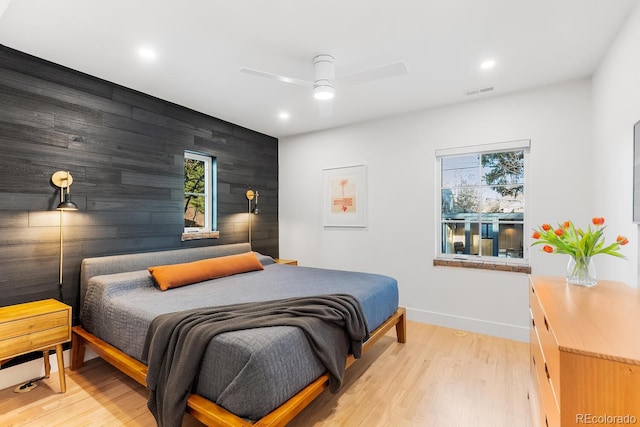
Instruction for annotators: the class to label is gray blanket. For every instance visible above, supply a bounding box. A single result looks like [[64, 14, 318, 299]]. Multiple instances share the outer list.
[[142, 294, 369, 427]]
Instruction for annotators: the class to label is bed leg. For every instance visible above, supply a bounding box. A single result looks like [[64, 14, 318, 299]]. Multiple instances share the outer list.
[[395, 308, 407, 343], [70, 328, 86, 370]]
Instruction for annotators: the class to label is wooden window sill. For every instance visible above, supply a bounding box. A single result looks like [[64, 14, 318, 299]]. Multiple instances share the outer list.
[[181, 231, 220, 241], [433, 258, 531, 274]]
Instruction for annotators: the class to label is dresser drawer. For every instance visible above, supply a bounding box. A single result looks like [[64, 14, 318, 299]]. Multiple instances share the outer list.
[[530, 320, 545, 427], [530, 284, 561, 403], [531, 320, 560, 427]]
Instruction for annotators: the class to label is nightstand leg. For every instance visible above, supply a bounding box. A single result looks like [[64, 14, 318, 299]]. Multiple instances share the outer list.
[[55, 344, 66, 393], [43, 350, 51, 378]]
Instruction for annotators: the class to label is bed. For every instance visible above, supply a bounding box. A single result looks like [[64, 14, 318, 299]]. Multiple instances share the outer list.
[[70, 243, 406, 426]]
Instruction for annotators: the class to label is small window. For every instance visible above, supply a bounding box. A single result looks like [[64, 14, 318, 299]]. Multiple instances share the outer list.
[[436, 140, 529, 262], [184, 151, 216, 233]]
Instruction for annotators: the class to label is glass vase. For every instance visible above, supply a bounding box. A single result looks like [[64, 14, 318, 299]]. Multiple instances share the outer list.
[[566, 256, 596, 287]]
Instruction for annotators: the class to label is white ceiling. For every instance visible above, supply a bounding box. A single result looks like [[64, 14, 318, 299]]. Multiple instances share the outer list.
[[0, 0, 637, 138]]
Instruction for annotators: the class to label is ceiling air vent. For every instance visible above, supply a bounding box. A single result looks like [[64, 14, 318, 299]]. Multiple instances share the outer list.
[[465, 86, 495, 96]]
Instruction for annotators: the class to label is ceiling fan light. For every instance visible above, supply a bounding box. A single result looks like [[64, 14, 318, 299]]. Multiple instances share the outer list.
[[313, 84, 335, 100]]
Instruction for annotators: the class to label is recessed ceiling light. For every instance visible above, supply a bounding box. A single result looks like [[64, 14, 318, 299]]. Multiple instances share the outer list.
[[278, 112, 290, 120], [138, 46, 157, 61], [480, 59, 496, 70]]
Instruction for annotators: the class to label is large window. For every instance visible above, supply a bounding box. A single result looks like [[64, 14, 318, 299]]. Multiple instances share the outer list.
[[437, 140, 529, 262], [184, 151, 216, 233]]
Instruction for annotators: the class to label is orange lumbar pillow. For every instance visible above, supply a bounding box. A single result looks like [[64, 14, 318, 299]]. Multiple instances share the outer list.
[[148, 251, 264, 291]]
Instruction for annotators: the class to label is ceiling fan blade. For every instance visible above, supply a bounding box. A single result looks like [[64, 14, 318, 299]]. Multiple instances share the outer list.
[[238, 67, 312, 86], [338, 60, 408, 85]]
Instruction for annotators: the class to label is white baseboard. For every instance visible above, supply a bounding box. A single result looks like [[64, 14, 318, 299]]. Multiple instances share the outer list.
[[0, 348, 97, 391], [406, 307, 529, 342]]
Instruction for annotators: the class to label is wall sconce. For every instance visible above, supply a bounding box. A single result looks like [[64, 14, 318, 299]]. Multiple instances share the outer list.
[[51, 171, 78, 300], [51, 171, 78, 211], [246, 189, 260, 246]]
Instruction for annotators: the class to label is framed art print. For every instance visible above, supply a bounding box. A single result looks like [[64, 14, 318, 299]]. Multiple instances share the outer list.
[[323, 165, 367, 227]]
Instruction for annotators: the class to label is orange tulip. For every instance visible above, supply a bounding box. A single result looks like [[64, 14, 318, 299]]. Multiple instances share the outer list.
[[617, 235, 629, 245], [531, 218, 626, 259]]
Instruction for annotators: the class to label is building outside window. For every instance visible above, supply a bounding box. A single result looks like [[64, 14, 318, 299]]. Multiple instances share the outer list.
[[436, 140, 529, 262], [184, 151, 216, 233]]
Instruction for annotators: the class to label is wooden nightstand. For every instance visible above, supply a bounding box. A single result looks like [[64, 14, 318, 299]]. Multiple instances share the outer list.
[[0, 299, 72, 393], [274, 258, 298, 266]]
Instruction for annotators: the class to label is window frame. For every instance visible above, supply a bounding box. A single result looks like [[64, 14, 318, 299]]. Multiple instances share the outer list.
[[184, 151, 217, 234], [435, 140, 530, 265]]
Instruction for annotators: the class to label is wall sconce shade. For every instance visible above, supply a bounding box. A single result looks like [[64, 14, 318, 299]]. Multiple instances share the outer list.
[[57, 193, 78, 211]]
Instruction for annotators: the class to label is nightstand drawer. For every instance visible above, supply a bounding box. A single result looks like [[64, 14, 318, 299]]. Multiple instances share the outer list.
[[0, 324, 70, 359], [0, 310, 69, 339]]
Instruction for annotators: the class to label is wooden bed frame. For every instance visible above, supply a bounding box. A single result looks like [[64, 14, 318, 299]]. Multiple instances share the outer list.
[[70, 306, 406, 426]]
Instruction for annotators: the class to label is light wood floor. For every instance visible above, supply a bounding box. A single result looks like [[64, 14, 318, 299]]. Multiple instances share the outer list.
[[0, 321, 532, 427]]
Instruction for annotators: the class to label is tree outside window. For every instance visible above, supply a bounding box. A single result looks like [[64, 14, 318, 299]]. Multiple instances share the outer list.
[[184, 151, 215, 233]]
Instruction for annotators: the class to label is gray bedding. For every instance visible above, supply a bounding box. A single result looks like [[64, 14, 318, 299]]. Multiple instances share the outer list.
[[144, 295, 368, 427], [80, 244, 399, 420]]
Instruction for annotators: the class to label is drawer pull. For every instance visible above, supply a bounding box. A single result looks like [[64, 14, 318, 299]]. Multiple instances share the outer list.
[[532, 317, 536, 328], [532, 354, 536, 366], [544, 316, 549, 331], [545, 415, 549, 427], [545, 363, 551, 380]]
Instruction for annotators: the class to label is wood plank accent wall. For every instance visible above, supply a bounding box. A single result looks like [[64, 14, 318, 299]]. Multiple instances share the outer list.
[[0, 45, 279, 319]]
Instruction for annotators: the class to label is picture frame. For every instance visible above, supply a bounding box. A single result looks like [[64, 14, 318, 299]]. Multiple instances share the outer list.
[[634, 120, 640, 222], [322, 164, 367, 227]]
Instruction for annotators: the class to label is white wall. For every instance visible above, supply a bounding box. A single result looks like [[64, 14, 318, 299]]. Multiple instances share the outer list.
[[280, 79, 593, 342], [592, 2, 640, 287], [0, 350, 68, 391]]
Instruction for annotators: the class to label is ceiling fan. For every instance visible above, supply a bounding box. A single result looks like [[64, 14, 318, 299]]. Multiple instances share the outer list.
[[239, 54, 408, 102]]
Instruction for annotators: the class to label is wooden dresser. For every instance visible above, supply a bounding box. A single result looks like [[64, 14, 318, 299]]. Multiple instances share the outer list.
[[0, 299, 72, 392], [529, 275, 640, 427]]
